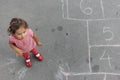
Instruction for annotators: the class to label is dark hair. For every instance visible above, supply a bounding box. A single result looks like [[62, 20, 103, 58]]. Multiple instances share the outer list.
[[7, 18, 28, 35]]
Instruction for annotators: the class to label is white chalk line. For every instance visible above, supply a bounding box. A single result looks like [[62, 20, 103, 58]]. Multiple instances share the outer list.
[[55, 65, 66, 80], [66, 0, 69, 18], [100, 0, 105, 18], [59, 69, 120, 80], [61, 0, 65, 18], [86, 21, 92, 72], [61, 71, 120, 76], [103, 73, 107, 80], [91, 45, 120, 47], [80, 0, 93, 15], [64, 17, 120, 21], [103, 27, 114, 42], [62, 0, 69, 19], [56, 70, 64, 80], [100, 50, 112, 69]]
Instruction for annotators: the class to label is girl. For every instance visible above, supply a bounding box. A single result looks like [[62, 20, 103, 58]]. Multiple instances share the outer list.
[[8, 18, 43, 67]]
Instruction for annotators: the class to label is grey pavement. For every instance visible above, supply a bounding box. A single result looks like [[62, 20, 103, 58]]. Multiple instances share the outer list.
[[0, 0, 120, 80]]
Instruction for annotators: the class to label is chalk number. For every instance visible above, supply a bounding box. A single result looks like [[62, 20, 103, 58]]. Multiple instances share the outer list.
[[103, 27, 114, 41]]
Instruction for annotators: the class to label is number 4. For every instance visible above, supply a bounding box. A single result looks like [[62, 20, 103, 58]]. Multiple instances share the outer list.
[[100, 50, 112, 69]]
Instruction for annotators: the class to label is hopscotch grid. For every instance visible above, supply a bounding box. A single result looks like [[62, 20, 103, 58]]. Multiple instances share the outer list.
[[60, 0, 120, 80]]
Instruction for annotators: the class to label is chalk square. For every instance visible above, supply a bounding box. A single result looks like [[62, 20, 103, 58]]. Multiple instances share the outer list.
[[90, 47, 120, 73], [63, 0, 103, 20], [89, 20, 120, 46], [54, 20, 89, 73]]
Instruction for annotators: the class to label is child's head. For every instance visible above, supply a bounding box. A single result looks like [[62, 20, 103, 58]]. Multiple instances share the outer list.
[[8, 18, 28, 39]]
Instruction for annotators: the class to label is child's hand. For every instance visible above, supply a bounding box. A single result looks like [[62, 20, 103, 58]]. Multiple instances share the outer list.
[[37, 41, 42, 46], [15, 49, 23, 57]]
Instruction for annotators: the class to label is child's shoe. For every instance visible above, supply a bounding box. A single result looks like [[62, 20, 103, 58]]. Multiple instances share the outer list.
[[23, 53, 32, 67], [30, 48, 43, 61], [35, 53, 43, 61], [25, 59, 32, 67]]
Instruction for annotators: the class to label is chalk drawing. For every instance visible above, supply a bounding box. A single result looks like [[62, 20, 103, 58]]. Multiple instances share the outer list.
[[56, 61, 120, 80], [66, 0, 69, 18], [80, 0, 93, 15], [61, 0, 69, 19], [100, 49, 112, 69], [15, 67, 28, 80], [103, 73, 107, 80], [87, 20, 92, 72], [100, 0, 105, 18], [91, 45, 120, 47], [55, 65, 66, 80], [65, 17, 120, 21], [0, 57, 29, 80], [103, 27, 114, 41], [61, 0, 65, 18], [55, 60, 71, 80]]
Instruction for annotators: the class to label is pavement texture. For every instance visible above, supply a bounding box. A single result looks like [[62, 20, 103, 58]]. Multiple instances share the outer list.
[[1, 0, 120, 80]]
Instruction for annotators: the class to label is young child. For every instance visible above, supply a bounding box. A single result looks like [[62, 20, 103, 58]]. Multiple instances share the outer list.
[[8, 18, 43, 67]]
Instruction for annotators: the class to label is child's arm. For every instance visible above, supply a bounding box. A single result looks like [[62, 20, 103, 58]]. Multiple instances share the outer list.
[[9, 42, 23, 56], [32, 33, 42, 46]]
